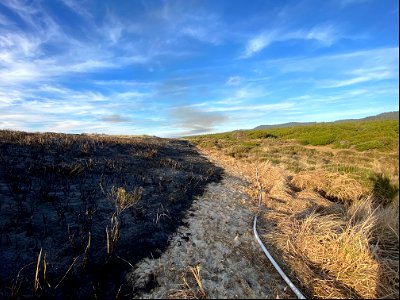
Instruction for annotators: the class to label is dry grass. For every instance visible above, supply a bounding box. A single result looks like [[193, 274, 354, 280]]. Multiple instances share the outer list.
[[192, 144, 399, 299], [269, 211, 379, 298], [166, 264, 207, 299], [188, 264, 207, 298], [34, 248, 43, 292], [111, 186, 143, 215], [291, 170, 365, 202], [190, 133, 398, 197]]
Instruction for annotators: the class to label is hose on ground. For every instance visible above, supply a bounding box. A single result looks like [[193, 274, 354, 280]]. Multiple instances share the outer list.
[[253, 168, 306, 299]]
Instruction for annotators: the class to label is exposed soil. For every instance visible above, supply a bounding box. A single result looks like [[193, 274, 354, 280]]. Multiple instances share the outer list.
[[128, 174, 294, 299]]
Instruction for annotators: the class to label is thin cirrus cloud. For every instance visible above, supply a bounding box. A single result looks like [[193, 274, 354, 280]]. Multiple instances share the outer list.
[[321, 69, 396, 88], [0, 0, 166, 84], [0, 0, 398, 136], [259, 47, 399, 91], [241, 24, 340, 58], [226, 76, 242, 86]]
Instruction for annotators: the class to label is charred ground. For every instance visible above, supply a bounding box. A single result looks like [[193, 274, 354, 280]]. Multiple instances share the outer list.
[[0, 130, 222, 299]]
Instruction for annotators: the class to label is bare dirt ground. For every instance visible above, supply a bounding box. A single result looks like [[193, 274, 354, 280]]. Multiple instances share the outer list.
[[129, 173, 294, 299]]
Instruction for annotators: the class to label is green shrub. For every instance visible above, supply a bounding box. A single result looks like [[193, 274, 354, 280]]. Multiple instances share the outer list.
[[355, 140, 382, 151], [248, 130, 277, 139], [370, 173, 399, 206], [299, 133, 336, 146]]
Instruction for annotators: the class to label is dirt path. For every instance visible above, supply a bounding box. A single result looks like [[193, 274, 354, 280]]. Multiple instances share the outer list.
[[128, 174, 294, 299]]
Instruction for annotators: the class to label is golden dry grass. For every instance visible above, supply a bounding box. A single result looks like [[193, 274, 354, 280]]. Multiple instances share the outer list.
[[268, 211, 379, 298], [291, 170, 365, 202], [193, 145, 399, 299], [167, 264, 207, 299]]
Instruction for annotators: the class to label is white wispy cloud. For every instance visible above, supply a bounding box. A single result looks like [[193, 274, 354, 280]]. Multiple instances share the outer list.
[[181, 26, 222, 45], [207, 102, 295, 112], [270, 47, 399, 73], [286, 88, 378, 105], [1, 0, 41, 27], [0, 3, 99, 85], [226, 76, 242, 86], [241, 24, 341, 58], [153, 1, 228, 44], [61, 0, 93, 19], [212, 84, 270, 106], [0, 0, 201, 91], [0, 81, 153, 134], [304, 24, 339, 46], [257, 47, 398, 93], [242, 31, 278, 58], [322, 68, 395, 88], [0, 1, 396, 136]]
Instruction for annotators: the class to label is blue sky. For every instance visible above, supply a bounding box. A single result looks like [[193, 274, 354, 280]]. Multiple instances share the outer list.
[[0, 0, 398, 137]]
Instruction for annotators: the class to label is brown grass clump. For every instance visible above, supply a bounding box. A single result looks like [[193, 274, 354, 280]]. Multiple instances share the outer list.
[[268, 212, 379, 298], [361, 196, 399, 298], [291, 171, 365, 202], [264, 177, 398, 299], [167, 264, 207, 299]]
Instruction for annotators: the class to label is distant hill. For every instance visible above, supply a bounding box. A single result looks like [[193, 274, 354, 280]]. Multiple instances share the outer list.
[[336, 111, 399, 123], [254, 122, 316, 130], [254, 111, 399, 130]]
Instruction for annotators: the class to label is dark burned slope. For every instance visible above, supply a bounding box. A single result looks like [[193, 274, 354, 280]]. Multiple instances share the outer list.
[[0, 130, 222, 299]]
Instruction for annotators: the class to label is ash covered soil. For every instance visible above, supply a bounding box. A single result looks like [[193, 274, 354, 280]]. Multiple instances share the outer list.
[[0, 130, 291, 299], [129, 175, 293, 299]]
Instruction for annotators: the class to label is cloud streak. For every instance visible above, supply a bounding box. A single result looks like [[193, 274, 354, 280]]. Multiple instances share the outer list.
[[241, 24, 341, 58], [169, 106, 228, 135], [99, 114, 131, 123]]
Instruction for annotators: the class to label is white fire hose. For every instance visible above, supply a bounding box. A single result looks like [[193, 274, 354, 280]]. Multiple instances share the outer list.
[[253, 170, 306, 299]]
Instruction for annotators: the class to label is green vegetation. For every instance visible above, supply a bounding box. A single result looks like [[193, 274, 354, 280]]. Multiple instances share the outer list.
[[188, 118, 399, 204], [192, 119, 399, 152], [370, 173, 399, 206]]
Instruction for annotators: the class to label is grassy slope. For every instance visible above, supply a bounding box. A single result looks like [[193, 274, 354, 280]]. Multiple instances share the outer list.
[[187, 118, 399, 298], [197, 119, 399, 152], [190, 119, 399, 200]]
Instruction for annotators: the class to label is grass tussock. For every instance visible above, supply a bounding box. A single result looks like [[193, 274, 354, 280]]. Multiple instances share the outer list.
[[191, 134, 399, 299], [291, 171, 365, 202], [273, 210, 379, 298]]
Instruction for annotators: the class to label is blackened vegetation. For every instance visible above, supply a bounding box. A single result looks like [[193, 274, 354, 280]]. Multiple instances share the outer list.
[[0, 130, 223, 299]]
